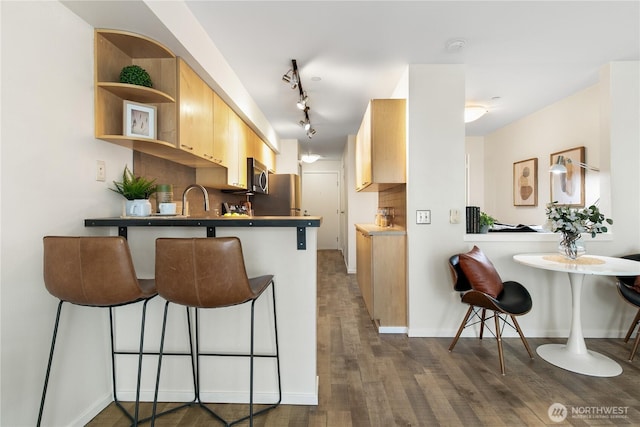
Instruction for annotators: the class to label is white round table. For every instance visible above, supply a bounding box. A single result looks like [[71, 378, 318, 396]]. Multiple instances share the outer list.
[[513, 253, 640, 377]]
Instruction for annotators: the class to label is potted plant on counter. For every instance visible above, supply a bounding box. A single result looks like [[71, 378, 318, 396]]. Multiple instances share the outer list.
[[110, 165, 157, 217], [479, 212, 497, 233]]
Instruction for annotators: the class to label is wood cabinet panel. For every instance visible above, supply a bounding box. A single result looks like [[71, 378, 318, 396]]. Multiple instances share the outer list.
[[355, 99, 406, 192], [212, 91, 230, 167], [178, 59, 214, 160], [356, 228, 406, 329], [356, 230, 373, 317]]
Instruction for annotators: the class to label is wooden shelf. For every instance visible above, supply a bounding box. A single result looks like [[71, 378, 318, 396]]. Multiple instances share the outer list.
[[98, 29, 175, 59], [97, 135, 220, 169], [97, 82, 175, 104]]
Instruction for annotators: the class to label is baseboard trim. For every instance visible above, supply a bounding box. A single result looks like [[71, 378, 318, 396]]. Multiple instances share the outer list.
[[115, 390, 319, 406]]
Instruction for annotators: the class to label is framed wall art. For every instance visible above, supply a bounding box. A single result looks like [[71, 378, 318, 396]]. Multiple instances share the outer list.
[[513, 158, 538, 206], [550, 146, 585, 207], [123, 100, 156, 139]]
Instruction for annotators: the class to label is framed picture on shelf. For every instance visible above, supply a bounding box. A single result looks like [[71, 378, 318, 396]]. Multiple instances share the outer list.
[[123, 100, 156, 139], [513, 158, 538, 206], [550, 146, 585, 207]]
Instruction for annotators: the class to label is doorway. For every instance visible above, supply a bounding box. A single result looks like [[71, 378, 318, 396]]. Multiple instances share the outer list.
[[302, 171, 340, 250]]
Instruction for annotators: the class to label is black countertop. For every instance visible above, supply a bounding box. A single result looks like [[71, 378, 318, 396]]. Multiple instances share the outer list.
[[85, 215, 322, 228]]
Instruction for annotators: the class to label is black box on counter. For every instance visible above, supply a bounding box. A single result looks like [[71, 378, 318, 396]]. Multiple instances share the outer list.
[[466, 206, 480, 233]]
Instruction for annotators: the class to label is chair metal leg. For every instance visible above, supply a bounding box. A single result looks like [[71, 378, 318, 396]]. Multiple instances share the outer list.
[[37, 300, 64, 427], [151, 304, 201, 426], [228, 280, 282, 426], [479, 309, 487, 339], [449, 306, 473, 352], [495, 314, 506, 375], [110, 299, 152, 426], [624, 309, 640, 343], [629, 330, 640, 362], [511, 315, 534, 359]]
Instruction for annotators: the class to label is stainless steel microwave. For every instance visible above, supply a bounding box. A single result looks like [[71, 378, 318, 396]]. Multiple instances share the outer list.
[[247, 158, 268, 194]]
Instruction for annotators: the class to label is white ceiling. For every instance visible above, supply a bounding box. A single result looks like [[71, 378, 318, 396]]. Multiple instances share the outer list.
[[64, 1, 639, 160]]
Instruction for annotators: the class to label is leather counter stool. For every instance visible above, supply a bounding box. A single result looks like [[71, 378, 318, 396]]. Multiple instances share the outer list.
[[38, 236, 166, 426], [152, 237, 281, 426]]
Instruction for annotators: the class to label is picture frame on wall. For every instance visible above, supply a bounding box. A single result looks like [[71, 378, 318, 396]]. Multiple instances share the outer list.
[[513, 158, 538, 206], [123, 100, 156, 139], [550, 146, 585, 207]]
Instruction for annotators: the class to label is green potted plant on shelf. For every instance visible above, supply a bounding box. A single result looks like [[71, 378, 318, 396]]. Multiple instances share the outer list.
[[119, 65, 153, 88], [479, 212, 497, 233], [110, 165, 157, 216]]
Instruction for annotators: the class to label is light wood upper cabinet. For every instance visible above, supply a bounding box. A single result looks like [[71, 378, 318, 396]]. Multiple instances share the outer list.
[[211, 91, 230, 168], [178, 59, 214, 160], [355, 99, 406, 192], [95, 29, 268, 179], [196, 107, 248, 190]]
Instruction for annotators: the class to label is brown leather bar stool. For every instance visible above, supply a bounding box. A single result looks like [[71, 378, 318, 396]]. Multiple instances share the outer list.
[[152, 237, 281, 426], [38, 236, 194, 426]]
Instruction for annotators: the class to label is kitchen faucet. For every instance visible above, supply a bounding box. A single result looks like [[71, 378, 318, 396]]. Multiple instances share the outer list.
[[182, 184, 210, 216]]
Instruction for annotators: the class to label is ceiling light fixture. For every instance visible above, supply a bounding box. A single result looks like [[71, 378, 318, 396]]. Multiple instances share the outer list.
[[464, 105, 488, 123], [283, 59, 316, 138], [549, 155, 600, 174], [301, 154, 320, 163]]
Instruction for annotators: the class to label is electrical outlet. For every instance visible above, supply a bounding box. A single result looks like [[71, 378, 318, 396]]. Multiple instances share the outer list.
[[416, 210, 431, 224], [96, 160, 106, 182]]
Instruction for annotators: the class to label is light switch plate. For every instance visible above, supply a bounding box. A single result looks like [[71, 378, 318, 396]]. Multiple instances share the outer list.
[[96, 160, 106, 181], [416, 210, 431, 224], [450, 209, 460, 224]]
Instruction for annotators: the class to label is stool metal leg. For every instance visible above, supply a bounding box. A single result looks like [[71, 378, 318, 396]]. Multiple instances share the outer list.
[[151, 305, 206, 426], [110, 299, 151, 426], [37, 300, 64, 427], [229, 279, 282, 426]]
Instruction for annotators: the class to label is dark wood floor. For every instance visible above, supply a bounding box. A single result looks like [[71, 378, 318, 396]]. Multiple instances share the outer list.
[[88, 250, 640, 426]]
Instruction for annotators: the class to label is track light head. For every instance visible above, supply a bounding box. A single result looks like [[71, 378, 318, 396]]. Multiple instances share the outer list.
[[296, 93, 308, 110], [282, 69, 293, 83]]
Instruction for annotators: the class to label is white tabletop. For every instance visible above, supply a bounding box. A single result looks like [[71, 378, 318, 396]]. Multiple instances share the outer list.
[[513, 253, 640, 276]]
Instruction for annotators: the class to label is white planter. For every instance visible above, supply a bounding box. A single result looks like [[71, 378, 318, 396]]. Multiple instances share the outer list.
[[125, 199, 152, 217]]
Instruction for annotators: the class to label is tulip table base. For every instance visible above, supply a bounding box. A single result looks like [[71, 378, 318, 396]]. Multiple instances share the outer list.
[[536, 344, 622, 377]]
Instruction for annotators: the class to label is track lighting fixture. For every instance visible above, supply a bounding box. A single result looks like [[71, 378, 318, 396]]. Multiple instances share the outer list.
[[296, 93, 308, 110], [282, 59, 316, 138]]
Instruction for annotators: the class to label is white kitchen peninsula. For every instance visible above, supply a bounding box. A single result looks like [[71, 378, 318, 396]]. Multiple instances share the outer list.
[[85, 216, 321, 406]]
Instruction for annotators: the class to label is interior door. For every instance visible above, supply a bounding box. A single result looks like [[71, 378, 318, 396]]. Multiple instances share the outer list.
[[302, 171, 340, 250]]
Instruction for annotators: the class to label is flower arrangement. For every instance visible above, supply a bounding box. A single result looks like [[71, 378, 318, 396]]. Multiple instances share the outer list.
[[545, 202, 613, 259]]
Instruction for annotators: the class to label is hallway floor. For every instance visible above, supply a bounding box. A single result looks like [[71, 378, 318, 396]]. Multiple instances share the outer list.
[[88, 250, 640, 426]]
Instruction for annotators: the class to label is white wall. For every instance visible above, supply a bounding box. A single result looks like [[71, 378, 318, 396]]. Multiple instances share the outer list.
[[408, 62, 639, 339], [1, 2, 135, 425], [405, 65, 468, 336], [465, 136, 485, 207], [483, 85, 602, 225]]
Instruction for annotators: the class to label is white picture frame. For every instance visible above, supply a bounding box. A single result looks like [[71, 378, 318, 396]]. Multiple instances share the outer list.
[[123, 100, 156, 139]]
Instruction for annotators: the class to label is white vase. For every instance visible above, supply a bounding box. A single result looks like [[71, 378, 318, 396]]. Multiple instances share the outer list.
[[125, 199, 152, 217]]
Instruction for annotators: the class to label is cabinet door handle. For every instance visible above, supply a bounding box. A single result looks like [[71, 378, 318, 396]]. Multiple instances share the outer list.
[[181, 144, 193, 150]]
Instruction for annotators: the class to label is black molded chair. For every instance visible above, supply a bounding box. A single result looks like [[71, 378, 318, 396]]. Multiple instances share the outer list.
[[152, 237, 281, 426], [448, 247, 534, 375], [615, 254, 640, 361]]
